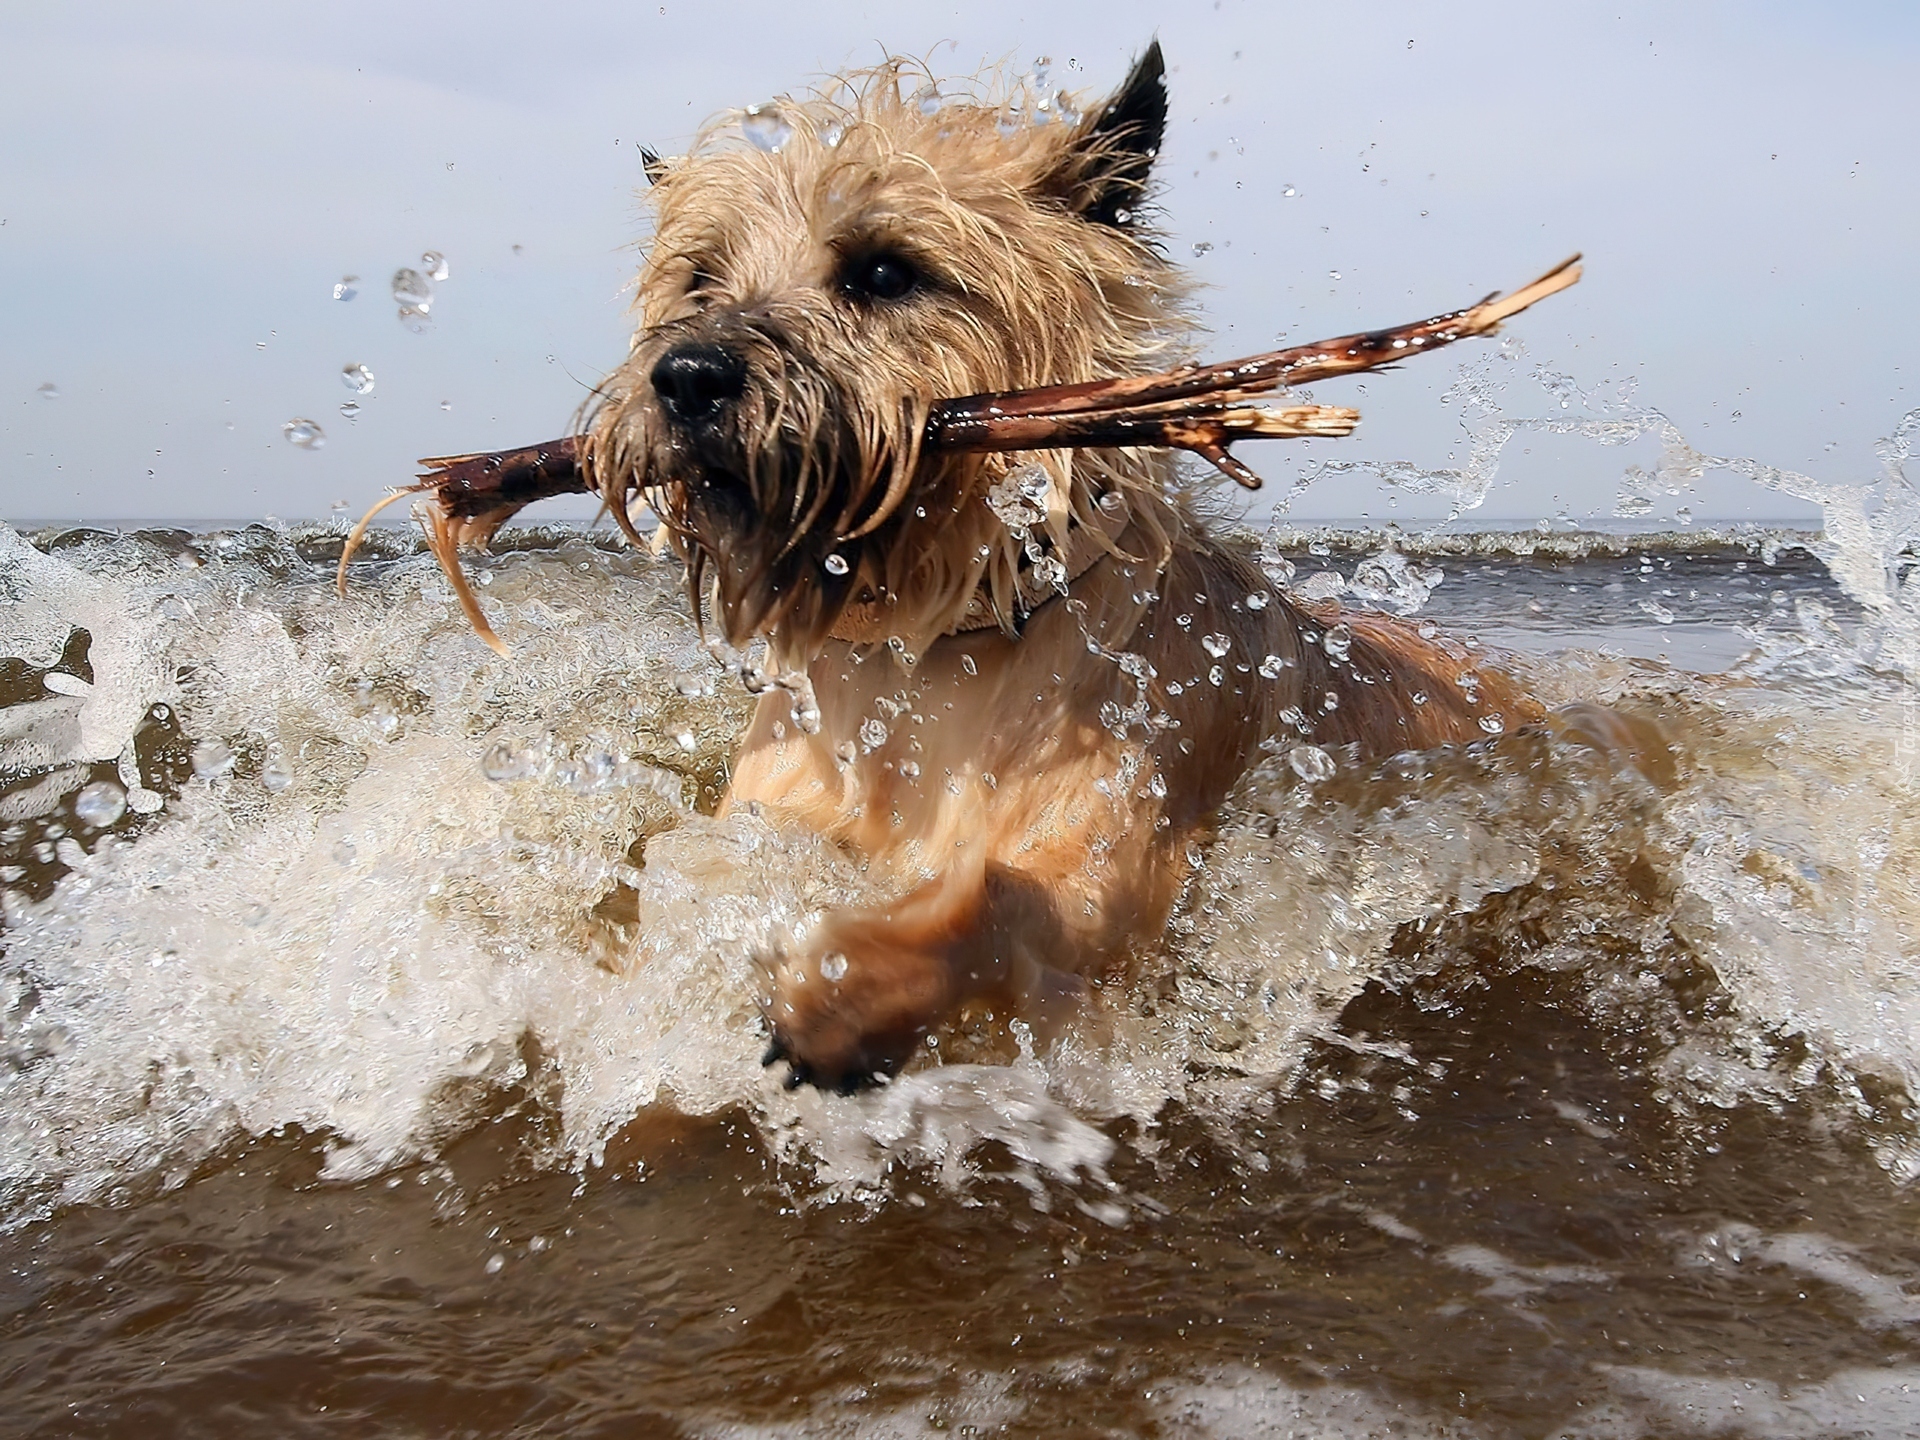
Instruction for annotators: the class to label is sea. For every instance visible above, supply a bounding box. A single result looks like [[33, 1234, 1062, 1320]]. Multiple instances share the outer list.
[[5, 453, 1920, 1435]]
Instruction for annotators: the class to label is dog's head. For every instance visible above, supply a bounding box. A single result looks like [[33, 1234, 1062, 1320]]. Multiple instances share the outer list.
[[590, 45, 1183, 659]]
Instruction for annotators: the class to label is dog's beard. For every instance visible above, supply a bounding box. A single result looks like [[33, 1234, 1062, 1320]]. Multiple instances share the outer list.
[[591, 318, 928, 659]]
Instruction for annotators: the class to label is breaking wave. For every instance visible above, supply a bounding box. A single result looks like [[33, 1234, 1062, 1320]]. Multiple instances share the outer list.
[[4, 404, 1920, 1227]]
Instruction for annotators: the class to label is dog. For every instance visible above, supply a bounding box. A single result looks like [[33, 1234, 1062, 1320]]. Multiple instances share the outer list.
[[586, 44, 1540, 1091]]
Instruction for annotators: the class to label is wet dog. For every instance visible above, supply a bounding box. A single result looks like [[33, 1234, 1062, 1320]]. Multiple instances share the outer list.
[[587, 44, 1539, 1090]]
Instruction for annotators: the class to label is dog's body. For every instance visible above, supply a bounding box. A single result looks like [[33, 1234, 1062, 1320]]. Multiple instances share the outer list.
[[591, 46, 1537, 1088]]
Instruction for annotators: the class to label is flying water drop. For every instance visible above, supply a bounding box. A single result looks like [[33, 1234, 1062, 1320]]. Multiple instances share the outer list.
[[282, 418, 325, 450], [73, 781, 127, 828], [1288, 745, 1337, 783], [391, 268, 434, 314], [36, 382, 59, 400], [190, 740, 235, 778], [333, 275, 359, 301], [341, 363, 375, 395], [421, 250, 449, 282], [823, 553, 850, 576], [741, 104, 792, 152]]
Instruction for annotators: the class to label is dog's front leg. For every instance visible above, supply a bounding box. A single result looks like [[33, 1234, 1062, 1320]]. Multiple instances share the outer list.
[[762, 858, 1085, 1092]]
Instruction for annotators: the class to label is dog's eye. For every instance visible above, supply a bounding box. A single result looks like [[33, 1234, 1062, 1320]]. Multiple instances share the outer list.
[[841, 252, 919, 303]]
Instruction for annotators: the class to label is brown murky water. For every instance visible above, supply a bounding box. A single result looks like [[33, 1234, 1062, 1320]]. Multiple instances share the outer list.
[[5, 521, 1920, 1438]]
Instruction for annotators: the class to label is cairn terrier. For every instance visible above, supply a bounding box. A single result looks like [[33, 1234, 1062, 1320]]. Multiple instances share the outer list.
[[588, 44, 1538, 1090]]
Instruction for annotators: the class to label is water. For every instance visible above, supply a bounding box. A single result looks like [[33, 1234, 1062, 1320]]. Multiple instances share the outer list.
[[390, 267, 434, 314], [279, 418, 325, 450], [4, 502, 1920, 1435], [740, 104, 792, 153]]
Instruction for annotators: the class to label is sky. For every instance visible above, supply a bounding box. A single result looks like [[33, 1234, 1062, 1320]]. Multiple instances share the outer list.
[[2, 1, 1917, 526]]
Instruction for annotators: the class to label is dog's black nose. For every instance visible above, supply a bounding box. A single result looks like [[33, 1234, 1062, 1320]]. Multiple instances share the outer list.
[[651, 344, 747, 425]]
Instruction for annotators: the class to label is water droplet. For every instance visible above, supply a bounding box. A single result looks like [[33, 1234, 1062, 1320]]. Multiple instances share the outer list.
[[73, 780, 127, 828], [391, 268, 434, 313], [1245, 590, 1269, 610], [819, 952, 849, 982], [282, 418, 325, 450], [1288, 745, 1337, 783], [421, 250, 449, 282], [1191, 241, 1214, 257], [1323, 624, 1352, 660], [1147, 772, 1168, 798], [1478, 714, 1506, 734], [1208, 665, 1225, 686], [191, 740, 234, 778], [333, 276, 359, 302], [859, 718, 888, 751], [1258, 653, 1288, 679], [1676, 506, 1694, 526], [960, 654, 978, 677], [835, 741, 857, 765], [261, 757, 295, 793], [440, 399, 453, 411], [339, 401, 361, 421], [484, 1254, 506, 1275], [742, 104, 792, 152], [675, 729, 697, 753], [482, 742, 535, 781], [898, 759, 921, 780], [1201, 632, 1231, 658], [820, 121, 845, 148], [823, 553, 850, 576], [1097, 490, 1128, 517], [1281, 185, 1298, 197], [341, 362, 375, 395], [36, 381, 59, 400]]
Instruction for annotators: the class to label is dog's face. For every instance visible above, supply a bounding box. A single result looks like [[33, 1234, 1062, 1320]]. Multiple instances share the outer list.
[[590, 47, 1181, 658]]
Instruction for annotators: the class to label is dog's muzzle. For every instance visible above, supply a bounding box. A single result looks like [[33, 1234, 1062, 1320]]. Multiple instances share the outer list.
[[651, 343, 748, 428]]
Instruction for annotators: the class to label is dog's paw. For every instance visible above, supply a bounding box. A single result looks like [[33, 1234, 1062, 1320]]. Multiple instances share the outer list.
[[757, 932, 950, 1094]]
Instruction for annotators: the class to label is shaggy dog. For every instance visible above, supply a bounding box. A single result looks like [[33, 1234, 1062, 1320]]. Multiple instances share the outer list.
[[586, 44, 1539, 1090]]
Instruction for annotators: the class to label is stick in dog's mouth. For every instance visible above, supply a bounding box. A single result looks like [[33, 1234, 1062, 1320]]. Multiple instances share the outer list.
[[336, 255, 1581, 654]]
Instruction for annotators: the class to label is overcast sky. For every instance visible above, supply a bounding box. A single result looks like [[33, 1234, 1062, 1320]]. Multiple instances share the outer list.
[[3, 1, 1916, 525]]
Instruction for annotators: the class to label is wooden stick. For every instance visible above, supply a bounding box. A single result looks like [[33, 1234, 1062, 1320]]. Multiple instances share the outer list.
[[926, 254, 1583, 484], [336, 256, 1581, 644]]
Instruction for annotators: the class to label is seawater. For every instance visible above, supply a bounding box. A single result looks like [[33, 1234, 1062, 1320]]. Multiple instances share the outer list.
[[4, 493, 1920, 1435]]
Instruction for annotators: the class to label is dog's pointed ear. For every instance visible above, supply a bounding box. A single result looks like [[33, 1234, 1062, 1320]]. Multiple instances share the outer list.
[[1049, 40, 1167, 228], [640, 146, 670, 187]]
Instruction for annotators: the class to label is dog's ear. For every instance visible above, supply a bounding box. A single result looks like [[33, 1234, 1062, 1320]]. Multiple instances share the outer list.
[[640, 146, 670, 187], [1048, 40, 1167, 228]]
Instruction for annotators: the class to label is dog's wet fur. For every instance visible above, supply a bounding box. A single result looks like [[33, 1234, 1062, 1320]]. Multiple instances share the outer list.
[[589, 45, 1542, 1090]]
